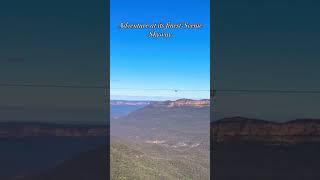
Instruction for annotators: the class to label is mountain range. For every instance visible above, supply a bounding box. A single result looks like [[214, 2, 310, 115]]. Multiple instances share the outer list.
[[2, 99, 320, 180], [212, 116, 320, 144], [0, 123, 107, 138]]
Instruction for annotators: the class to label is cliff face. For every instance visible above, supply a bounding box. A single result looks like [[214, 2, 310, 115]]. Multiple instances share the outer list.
[[0, 123, 107, 138], [212, 117, 320, 144], [151, 99, 210, 108]]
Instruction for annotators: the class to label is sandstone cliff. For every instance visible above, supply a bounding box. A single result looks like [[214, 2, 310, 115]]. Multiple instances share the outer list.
[[212, 117, 320, 144]]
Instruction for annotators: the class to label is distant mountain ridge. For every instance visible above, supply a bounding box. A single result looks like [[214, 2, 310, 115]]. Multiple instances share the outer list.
[[115, 99, 210, 130], [150, 99, 210, 108], [111, 99, 210, 107], [110, 100, 150, 106], [212, 117, 320, 144], [0, 122, 107, 138]]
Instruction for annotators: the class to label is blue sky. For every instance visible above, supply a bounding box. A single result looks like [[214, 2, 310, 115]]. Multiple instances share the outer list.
[[110, 0, 210, 100]]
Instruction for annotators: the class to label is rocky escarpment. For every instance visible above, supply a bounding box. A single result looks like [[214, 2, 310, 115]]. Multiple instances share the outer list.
[[0, 123, 107, 138], [212, 117, 320, 144], [151, 99, 210, 108]]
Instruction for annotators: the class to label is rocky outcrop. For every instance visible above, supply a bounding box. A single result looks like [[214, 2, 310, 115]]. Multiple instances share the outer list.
[[212, 117, 320, 144]]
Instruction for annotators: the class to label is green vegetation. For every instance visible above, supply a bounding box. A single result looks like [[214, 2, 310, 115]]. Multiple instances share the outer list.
[[111, 139, 209, 180], [111, 103, 210, 180]]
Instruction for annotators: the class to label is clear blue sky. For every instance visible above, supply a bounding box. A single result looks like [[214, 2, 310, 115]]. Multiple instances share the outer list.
[[110, 0, 210, 100]]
